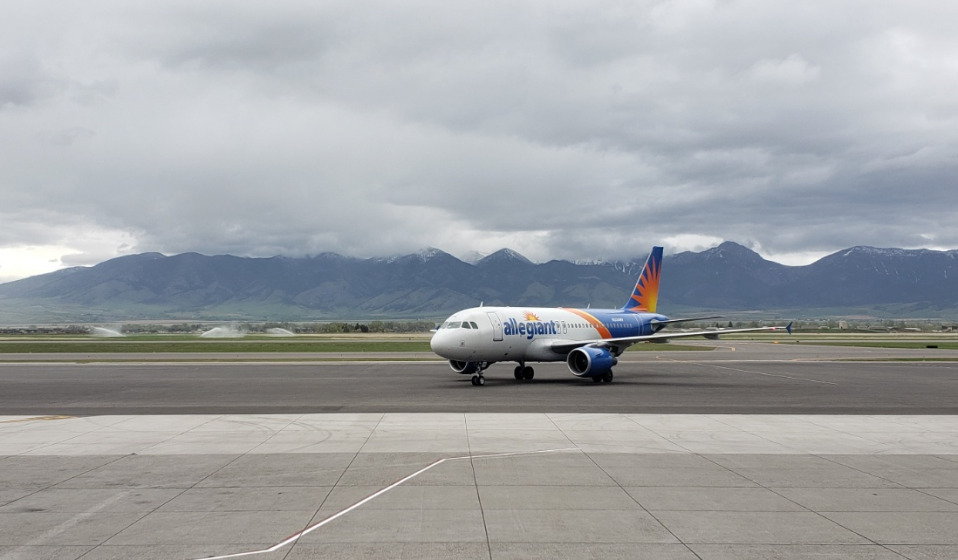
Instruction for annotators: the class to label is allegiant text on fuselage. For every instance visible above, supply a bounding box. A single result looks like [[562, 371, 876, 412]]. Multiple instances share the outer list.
[[503, 317, 559, 340]]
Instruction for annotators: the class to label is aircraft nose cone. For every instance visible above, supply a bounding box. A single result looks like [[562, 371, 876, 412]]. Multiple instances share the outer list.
[[430, 329, 462, 359], [429, 331, 447, 355]]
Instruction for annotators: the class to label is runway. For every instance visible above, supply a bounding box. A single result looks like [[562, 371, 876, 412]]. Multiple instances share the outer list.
[[1, 341, 957, 415], [1, 341, 957, 559]]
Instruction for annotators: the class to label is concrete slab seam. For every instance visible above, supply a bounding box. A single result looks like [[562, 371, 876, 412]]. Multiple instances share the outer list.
[[187, 447, 580, 560]]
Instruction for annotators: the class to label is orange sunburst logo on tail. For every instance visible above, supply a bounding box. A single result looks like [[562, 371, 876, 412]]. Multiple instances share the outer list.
[[626, 247, 662, 313]]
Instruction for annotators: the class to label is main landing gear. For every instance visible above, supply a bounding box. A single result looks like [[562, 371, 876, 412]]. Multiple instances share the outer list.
[[469, 362, 535, 386], [513, 364, 534, 382], [592, 371, 614, 383]]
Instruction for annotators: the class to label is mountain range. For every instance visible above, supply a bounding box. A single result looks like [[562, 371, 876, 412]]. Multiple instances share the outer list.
[[1, 242, 957, 324]]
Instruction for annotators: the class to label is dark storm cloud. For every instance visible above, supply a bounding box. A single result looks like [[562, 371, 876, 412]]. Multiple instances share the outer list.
[[2, 0, 957, 281]]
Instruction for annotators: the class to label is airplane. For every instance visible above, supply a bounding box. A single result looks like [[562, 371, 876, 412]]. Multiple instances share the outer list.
[[430, 246, 791, 386]]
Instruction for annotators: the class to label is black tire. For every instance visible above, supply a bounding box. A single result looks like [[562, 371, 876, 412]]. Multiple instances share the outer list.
[[477, 376, 485, 386]]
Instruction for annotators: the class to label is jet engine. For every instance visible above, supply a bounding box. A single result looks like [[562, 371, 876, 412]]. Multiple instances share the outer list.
[[566, 346, 617, 378], [448, 360, 478, 374]]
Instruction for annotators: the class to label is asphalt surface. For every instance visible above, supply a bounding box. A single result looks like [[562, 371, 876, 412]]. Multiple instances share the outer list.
[[1, 341, 957, 415]]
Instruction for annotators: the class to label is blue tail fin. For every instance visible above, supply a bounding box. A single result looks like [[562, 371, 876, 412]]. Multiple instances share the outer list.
[[623, 246, 663, 313]]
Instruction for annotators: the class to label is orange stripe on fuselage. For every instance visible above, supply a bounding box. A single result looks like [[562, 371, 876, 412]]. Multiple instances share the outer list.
[[563, 308, 612, 339]]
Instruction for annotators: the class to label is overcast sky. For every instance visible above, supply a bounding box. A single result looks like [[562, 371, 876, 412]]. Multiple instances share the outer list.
[[2, 1, 957, 283]]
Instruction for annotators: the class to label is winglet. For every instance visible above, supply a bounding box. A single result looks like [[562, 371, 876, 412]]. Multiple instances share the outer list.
[[624, 246, 663, 313], [771, 321, 793, 335]]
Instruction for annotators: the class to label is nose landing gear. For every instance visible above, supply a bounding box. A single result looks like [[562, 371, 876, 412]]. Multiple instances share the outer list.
[[470, 362, 492, 386]]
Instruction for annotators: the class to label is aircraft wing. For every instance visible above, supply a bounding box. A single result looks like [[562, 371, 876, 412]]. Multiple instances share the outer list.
[[649, 315, 723, 329], [548, 323, 792, 354]]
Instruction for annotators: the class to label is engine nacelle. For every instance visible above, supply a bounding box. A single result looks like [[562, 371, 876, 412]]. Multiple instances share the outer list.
[[448, 360, 478, 374], [566, 346, 617, 377]]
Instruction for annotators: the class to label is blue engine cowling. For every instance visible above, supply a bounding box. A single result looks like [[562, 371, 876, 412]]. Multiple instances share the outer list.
[[566, 347, 618, 377], [449, 360, 478, 374]]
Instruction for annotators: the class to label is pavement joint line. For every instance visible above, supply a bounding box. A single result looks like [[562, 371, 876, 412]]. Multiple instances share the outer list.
[[135, 414, 225, 455], [187, 447, 580, 560], [284, 412, 382, 557], [581, 440, 697, 557]]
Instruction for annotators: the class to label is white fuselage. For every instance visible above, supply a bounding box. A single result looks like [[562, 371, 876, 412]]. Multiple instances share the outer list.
[[429, 306, 664, 364]]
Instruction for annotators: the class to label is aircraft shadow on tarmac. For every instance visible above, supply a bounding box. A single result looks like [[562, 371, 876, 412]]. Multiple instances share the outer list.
[[448, 375, 741, 389]]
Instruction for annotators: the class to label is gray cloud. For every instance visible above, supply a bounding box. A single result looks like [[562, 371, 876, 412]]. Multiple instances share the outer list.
[[2, 0, 957, 281]]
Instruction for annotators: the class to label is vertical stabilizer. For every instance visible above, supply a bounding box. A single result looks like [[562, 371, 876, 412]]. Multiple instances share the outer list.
[[623, 246, 663, 312]]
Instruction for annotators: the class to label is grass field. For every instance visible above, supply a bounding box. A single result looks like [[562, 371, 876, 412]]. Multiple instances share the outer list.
[[807, 341, 958, 350]]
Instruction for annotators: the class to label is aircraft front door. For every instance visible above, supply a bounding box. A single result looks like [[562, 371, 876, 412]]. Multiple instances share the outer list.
[[487, 311, 504, 341]]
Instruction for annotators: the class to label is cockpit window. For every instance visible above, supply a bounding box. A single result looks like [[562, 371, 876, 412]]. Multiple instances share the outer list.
[[440, 320, 479, 330]]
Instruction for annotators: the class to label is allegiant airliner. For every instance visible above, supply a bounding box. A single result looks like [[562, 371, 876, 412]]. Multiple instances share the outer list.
[[430, 246, 791, 386]]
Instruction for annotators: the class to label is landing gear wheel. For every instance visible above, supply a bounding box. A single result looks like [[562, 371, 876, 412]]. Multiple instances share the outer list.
[[592, 376, 602, 383], [514, 364, 533, 382], [468, 362, 493, 386], [602, 371, 614, 383]]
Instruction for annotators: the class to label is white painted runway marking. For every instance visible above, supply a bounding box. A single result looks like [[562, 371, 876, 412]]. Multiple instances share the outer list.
[[187, 447, 580, 560]]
